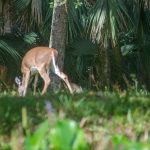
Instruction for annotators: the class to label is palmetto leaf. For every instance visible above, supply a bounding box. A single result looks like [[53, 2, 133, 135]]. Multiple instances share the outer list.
[[23, 32, 39, 45], [0, 40, 21, 60], [87, 0, 132, 45], [127, 0, 150, 83], [0, 0, 3, 29], [121, 44, 137, 56], [0, 17, 3, 28], [67, 38, 98, 56], [40, 0, 53, 40], [13, 0, 44, 31], [65, 37, 98, 85], [31, 0, 43, 26], [13, 0, 31, 11], [67, 0, 88, 42]]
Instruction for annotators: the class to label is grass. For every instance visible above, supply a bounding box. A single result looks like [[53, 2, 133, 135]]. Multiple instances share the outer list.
[[0, 89, 150, 149]]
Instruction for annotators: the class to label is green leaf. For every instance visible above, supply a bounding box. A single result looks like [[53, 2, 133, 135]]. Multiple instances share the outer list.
[[49, 119, 88, 150], [24, 121, 49, 150]]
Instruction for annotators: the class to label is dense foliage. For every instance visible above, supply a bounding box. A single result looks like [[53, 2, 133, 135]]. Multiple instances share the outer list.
[[0, 90, 150, 149], [0, 0, 150, 90]]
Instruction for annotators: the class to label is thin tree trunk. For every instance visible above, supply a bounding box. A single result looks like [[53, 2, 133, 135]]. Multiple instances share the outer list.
[[49, 0, 67, 91]]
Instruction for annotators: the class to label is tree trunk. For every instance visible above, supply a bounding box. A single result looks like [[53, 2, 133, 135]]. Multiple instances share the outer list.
[[2, 0, 12, 34], [114, 45, 122, 83], [49, 0, 67, 91], [99, 37, 111, 89]]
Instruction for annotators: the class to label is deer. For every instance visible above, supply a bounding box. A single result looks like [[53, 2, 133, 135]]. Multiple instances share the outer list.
[[15, 47, 73, 96]]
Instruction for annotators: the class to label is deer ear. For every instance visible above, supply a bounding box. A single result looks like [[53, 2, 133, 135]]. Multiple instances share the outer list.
[[15, 76, 22, 86]]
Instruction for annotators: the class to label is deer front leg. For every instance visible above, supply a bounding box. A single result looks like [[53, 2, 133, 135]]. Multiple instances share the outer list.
[[39, 69, 50, 95]]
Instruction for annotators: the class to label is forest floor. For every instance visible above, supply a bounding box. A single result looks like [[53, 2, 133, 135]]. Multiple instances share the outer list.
[[0, 89, 150, 150]]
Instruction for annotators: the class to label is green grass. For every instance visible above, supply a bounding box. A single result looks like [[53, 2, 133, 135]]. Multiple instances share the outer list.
[[0, 90, 150, 149]]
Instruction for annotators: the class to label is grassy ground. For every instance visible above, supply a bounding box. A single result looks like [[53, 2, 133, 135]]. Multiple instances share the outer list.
[[0, 89, 150, 150]]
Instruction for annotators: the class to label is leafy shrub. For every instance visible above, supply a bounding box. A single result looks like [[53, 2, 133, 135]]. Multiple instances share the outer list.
[[24, 119, 88, 150], [111, 135, 150, 150]]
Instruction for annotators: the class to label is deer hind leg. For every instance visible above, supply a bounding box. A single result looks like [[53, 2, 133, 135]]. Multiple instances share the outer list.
[[38, 68, 50, 95], [33, 74, 39, 95], [22, 70, 30, 96]]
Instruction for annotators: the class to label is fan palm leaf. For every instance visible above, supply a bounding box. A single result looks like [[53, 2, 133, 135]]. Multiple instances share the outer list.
[[13, 0, 44, 31], [87, 0, 132, 45], [0, 40, 21, 64], [85, 0, 133, 87], [67, 0, 88, 42]]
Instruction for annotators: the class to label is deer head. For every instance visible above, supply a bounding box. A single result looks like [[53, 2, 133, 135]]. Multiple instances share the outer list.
[[15, 76, 25, 96]]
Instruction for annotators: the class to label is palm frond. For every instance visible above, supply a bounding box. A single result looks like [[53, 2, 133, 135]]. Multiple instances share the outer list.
[[65, 37, 99, 87], [0, 17, 3, 29], [0, 0, 3, 30], [121, 44, 137, 56], [67, 0, 88, 42], [67, 37, 98, 56], [40, 0, 53, 40], [0, 40, 21, 65], [13, 0, 31, 11], [23, 32, 39, 45], [31, 0, 43, 26], [87, 0, 132, 45], [13, 0, 46, 31], [86, 0, 106, 42]]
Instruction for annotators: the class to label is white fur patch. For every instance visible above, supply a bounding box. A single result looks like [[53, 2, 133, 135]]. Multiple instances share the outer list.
[[30, 66, 38, 75]]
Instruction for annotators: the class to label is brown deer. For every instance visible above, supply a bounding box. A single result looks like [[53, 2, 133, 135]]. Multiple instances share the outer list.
[[15, 47, 73, 96]]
